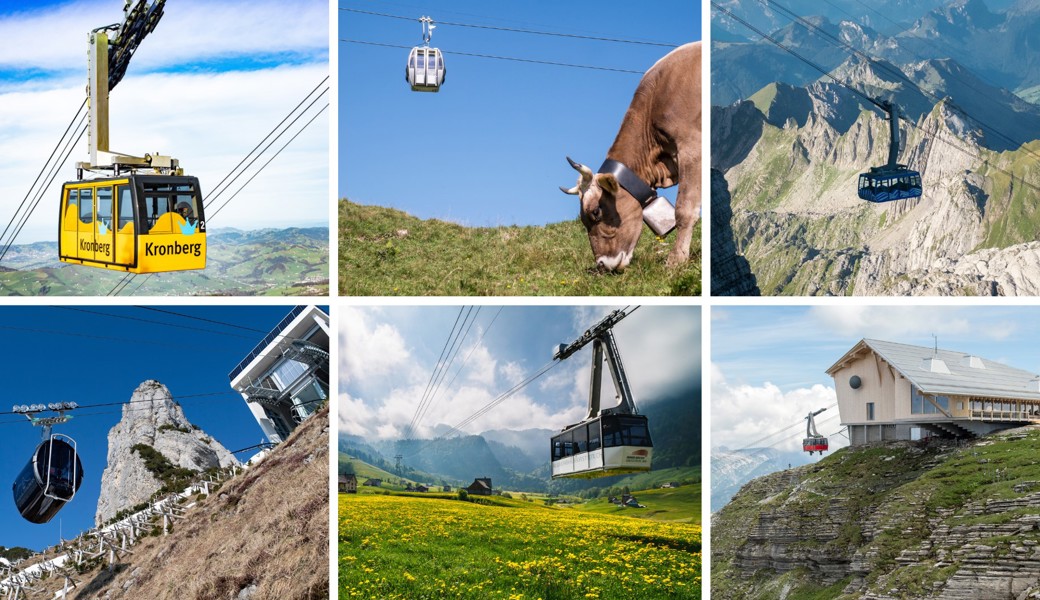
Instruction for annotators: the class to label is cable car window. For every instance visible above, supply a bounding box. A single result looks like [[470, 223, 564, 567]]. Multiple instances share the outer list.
[[96, 186, 113, 229], [79, 188, 93, 224], [552, 440, 563, 460], [574, 424, 588, 453], [562, 429, 574, 456], [117, 186, 134, 232], [588, 421, 600, 452], [603, 418, 622, 447], [65, 188, 79, 231]]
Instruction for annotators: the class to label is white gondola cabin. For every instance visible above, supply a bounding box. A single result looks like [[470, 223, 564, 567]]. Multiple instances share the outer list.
[[406, 46, 445, 92]]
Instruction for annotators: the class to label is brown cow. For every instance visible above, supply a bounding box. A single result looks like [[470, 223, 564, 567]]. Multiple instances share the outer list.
[[561, 42, 701, 272]]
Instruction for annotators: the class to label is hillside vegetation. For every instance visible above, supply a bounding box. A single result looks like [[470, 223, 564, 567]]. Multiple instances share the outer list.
[[340, 493, 701, 599], [339, 200, 701, 296]]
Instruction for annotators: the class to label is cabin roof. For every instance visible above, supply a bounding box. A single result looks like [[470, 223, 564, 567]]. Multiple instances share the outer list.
[[827, 338, 1040, 401]]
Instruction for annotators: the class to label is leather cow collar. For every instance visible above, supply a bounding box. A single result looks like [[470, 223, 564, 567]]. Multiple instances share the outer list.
[[597, 159, 656, 207]]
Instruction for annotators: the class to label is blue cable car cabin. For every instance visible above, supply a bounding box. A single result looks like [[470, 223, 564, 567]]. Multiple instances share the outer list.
[[551, 414, 653, 479], [12, 436, 84, 524], [857, 169, 922, 203], [406, 46, 445, 92]]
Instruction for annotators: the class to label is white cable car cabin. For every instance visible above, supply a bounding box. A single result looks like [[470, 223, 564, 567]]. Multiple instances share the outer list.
[[12, 434, 84, 524], [406, 16, 444, 92], [550, 309, 653, 479], [406, 46, 445, 92]]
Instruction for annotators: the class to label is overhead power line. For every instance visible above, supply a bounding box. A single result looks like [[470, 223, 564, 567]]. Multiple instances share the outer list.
[[341, 39, 645, 74], [339, 7, 680, 47]]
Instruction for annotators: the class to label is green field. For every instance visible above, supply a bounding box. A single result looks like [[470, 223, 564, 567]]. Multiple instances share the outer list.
[[339, 200, 701, 296], [570, 484, 700, 523], [340, 493, 701, 599]]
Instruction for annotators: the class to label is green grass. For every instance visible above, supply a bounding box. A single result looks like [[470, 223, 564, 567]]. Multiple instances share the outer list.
[[339, 200, 701, 296], [340, 494, 701, 599], [571, 483, 701, 523]]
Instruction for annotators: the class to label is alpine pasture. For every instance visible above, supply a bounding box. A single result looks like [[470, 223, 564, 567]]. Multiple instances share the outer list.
[[339, 492, 702, 599]]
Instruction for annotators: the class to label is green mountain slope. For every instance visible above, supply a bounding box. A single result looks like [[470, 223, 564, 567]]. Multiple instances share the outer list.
[[0, 227, 328, 296], [339, 199, 701, 296]]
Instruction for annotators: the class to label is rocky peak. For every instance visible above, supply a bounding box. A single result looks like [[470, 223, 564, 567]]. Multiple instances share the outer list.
[[95, 380, 238, 525]]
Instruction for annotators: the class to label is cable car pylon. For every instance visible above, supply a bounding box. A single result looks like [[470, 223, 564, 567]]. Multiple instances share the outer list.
[[550, 308, 653, 479], [11, 402, 84, 524], [803, 407, 829, 455]]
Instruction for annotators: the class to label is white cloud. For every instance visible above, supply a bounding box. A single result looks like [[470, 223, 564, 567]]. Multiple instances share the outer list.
[[711, 362, 842, 455], [809, 306, 977, 340], [0, 1, 327, 73], [339, 307, 419, 389]]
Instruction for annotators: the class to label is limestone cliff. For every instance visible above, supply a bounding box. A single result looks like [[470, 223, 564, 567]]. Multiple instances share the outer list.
[[95, 380, 238, 525], [712, 428, 1040, 599]]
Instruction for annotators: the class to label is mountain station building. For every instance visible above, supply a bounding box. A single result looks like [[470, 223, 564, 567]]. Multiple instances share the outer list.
[[229, 305, 330, 443], [827, 338, 1040, 445]]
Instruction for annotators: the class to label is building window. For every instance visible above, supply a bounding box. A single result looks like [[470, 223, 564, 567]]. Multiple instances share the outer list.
[[911, 387, 950, 414], [867, 402, 875, 421], [272, 358, 308, 389]]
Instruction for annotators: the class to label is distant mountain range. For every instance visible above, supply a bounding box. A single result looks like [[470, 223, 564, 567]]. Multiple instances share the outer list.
[[710, 447, 813, 511], [713, 0, 1039, 106], [339, 382, 701, 494], [0, 227, 328, 296]]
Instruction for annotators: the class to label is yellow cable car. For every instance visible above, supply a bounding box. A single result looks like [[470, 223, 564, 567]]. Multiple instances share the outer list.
[[58, 175, 206, 273]]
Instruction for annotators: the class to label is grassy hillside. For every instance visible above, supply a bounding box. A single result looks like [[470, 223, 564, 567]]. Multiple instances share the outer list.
[[339, 199, 701, 296], [340, 493, 702, 599], [571, 483, 701, 523]]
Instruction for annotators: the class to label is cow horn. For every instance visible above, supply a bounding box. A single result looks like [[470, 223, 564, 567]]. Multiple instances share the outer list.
[[559, 185, 580, 195], [566, 156, 594, 179]]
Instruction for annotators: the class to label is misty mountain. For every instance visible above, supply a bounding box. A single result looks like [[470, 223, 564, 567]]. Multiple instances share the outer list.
[[710, 447, 812, 511]]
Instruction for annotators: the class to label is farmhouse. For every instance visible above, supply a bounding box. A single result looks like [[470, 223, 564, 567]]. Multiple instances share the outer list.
[[827, 339, 1040, 445], [363, 478, 381, 487], [466, 477, 492, 496], [339, 474, 357, 494]]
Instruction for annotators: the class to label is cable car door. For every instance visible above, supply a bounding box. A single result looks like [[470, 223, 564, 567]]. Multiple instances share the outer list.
[[112, 183, 136, 267], [93, 185, 116, 264], [60, 186, 80, 261]]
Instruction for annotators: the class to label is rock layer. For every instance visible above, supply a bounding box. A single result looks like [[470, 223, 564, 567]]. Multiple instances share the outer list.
[[95, 380, 237, 525]]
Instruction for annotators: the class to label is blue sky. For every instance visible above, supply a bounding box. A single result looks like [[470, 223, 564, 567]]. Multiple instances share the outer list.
[[0, 305, 319, 551], [340, 0, 702, 227], [340, 305, 700, 440], [711, 305, 1040, 456], [0, 0, 328, 243]]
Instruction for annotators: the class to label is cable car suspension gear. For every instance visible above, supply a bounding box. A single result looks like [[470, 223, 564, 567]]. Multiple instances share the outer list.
[[11, 403, 84, 524], [550, 308, 653, 479]]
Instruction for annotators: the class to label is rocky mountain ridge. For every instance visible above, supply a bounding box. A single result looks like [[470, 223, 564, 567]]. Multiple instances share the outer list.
[[712, 73, 1040, 295], [712, 429, 1040, 599], [95, 380, 237, 525]]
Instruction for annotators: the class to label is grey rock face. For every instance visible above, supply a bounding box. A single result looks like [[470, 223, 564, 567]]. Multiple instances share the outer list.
[[95, 380, 238, 525]]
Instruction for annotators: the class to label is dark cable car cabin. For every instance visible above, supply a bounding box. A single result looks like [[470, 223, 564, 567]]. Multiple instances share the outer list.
[[803, 407, 829, 456], [58, 175, 206, 273], [406, 46, 445, 92], [551, 414, 652, 479], [857, 99, 922, 203], [12, 435, 84, 524]]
